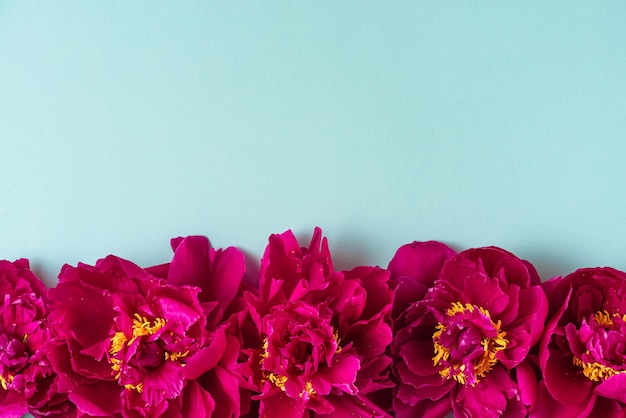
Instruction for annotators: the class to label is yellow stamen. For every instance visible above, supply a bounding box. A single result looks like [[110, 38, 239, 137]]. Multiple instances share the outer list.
[[301, 381, 316, 398], [266, 372, 288, 390], [108, 313, 169, 385], [165, 350, 189, 362], [593, 310, 626, 327], [131, 314, 167, 340], [124, 382, 144, 393], [572, 311, 626, 381], [0, 374, 14, 390], [573, 356, 626, 382], [109, 331, 127, 356], [432, 302, 508, 386], [260, 338, 269, 362]]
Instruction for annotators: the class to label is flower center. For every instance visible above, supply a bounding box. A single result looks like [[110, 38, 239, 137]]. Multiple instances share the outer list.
[[260, 327, 343, 400], [572, 310, 626, 382], [432, 302, 508, 386], [260, 338, 318, 399], [109, 313, 189, 393]]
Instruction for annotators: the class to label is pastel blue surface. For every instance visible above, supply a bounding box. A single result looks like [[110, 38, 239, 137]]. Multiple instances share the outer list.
[[1, 2, 626, 287]]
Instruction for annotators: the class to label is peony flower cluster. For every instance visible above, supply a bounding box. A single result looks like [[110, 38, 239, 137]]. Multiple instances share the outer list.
[[1, 228, 625, 417]]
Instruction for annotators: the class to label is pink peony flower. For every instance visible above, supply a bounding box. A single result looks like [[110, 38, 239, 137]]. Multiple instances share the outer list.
[[147, 236, 255, 417], [0, 259, 72, 418], [243, 228, 394, 417], [391, 244, 548, 417], [45, 236, 250, 417], [535, 267, 626, 417]]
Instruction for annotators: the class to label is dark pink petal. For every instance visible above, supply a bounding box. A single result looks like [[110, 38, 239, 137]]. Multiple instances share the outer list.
[[516, 359, 538, 407], [530, 381, 595, 418], [142, 360, 185, 404], [540, 276, 562, 302], [259, 391, 306, 418], [439, 256, 510, 315], [180, 379, 215, 418], [595, 373, 626, 403], [393, 396, 452, 418], [150, 287, 203, 328], [0, 390, 27, 418], [314, 353, 360, 395], [453, 366, 518, 417], [320, 393, 391, 417], [356, 355, 394, 394], [543, 348, 592, 405], [69, 381, 122, 416], [395, 362, 454, 401], [388, 241, 456, 318], [346, 266, 393, 320], [588, 396, 625, 417], [345, 315, 392, 359], [516, 286, 549, 346], [539, 285, 572, 370], [145, 262, 170, 279], [168, 236, 245, 311], [199, 365, 241, 418], [399, 340, 439, 377], [182, 325, 228, 380], [462, 247, 534, 288], [47, 281, 116, 348]]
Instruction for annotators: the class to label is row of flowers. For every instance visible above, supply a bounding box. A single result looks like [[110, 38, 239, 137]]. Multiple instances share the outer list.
[[1, 228, 624, 417]]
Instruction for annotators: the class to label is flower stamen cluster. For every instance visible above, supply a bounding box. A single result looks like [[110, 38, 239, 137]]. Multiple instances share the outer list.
[[432, 302, 508, 386], [131, 314, 167, 339], [572, 357, 626, 382], [259, 333, 328, 400], [571, 310, 626, 382], [108, 312, 192, 395]]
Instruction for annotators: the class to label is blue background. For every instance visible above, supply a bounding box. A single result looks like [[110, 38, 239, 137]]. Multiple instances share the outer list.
[[1, 2, 626, 286]]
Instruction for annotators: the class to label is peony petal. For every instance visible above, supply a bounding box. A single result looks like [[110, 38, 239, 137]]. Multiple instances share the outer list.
[[182, 325, 228, 380], [516, 286, 549, 346], [315, 354, 360, 395], [168, 236, 245, 310], [345, 315, 392, 359], [142, 360, 185, 404], [393, 396, 452, 418], [543, 348, 592, 405], [530, 381, 595, 418], [69, 381, 122, 416], [0, 390, 28, 418], [594, 373, 626, 403], [345, 266, 393, 321], [322, 393, 391, 417], [388, 241, 456, 318], [453, 366, 515, 417], [399, 340, 439, 377], [47, 280, 116, 349], [259, 391, 306, 418], [180, 379, 215, 418], [516, 359, 538, 408], [199, 365, 241, 418]]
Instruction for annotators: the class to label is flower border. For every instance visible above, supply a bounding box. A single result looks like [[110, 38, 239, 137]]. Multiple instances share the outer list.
[[0, 228, 624, 417]]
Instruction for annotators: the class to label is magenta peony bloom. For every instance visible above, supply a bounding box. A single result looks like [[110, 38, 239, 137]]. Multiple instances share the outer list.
[[0, 259, 72, 418], [243, 228, 394, 417], [535, 267, 626, 417], [45, 236, 249, 417], [148, 236, 255, 417], [391, 244, 548, 417]]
